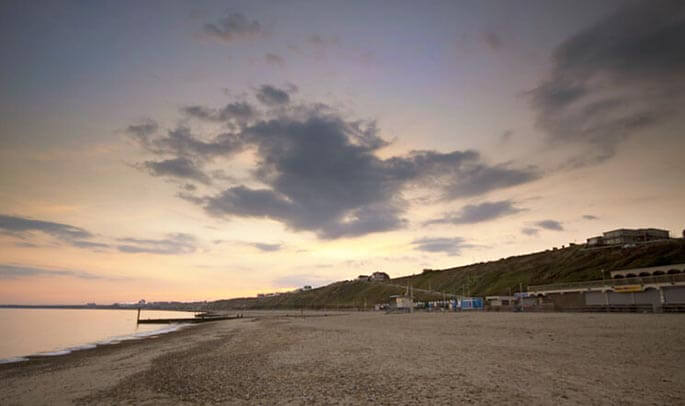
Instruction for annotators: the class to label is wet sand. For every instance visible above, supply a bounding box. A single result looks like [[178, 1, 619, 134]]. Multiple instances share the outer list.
[[1, 311, 684, 405]]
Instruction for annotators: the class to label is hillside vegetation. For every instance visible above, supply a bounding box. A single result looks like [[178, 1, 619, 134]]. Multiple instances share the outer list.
[[206, 239, 685, 310]]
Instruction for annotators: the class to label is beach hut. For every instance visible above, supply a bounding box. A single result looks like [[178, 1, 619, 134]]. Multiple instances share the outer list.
[[460, 297, 484, 310], [390, 295, 414, 312]]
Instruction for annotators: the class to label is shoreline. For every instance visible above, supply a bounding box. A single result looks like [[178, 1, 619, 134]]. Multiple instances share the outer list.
[[0, 322, 194, 365], [0, 321, 210, 374]]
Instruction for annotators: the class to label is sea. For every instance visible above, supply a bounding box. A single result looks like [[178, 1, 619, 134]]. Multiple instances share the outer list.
[[0, 308, 193, 363]]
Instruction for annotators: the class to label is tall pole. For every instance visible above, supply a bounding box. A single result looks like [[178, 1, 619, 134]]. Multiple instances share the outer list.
[[410, 284, 414, 313], [519, 282, 524, 313]]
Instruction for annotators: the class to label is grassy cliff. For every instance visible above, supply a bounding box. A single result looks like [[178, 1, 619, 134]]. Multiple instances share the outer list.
[[206, 239, 685, 310]]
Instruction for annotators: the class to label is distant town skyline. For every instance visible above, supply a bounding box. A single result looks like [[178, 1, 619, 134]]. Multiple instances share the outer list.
[[1, 0, 684, 304]]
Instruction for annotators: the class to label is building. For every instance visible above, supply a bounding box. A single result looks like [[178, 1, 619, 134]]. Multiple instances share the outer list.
[[610, 263, 685, 279], [358, 275, 370, 281], [528, 264, 685, 312], [485, 296, 516, 308], [370, 271, 390, 281], [390, 295, 413, 310], [586, 236, 604, 246], [460, 297, 483, 310], [586, 228, 670, 246]]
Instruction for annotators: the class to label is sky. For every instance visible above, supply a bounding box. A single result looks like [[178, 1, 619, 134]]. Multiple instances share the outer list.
[[1, 0, 683, 304]]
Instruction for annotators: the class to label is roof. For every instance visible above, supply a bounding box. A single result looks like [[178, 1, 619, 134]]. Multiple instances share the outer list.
[[604, 228, 669, 234], [610, 263, 685, 275]]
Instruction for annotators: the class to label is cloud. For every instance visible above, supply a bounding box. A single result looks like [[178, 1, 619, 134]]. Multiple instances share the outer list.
[[426, 200, 524, 225], [125, 119, 158, 147], [529, 0, 685, 166], [500, 130, 513, 143], [483, 32, 502, 50], [203, 13, 262, 42], [255, 85, 291, 106], [0, 214, 92, 240], [117, 233, 196, 255], [129, 124, 247, 183], [451, 166, 538, 198], [583, 214, 599, 220], [0, 214, 101, 248], [181, 102, 256, 123], [0, 215, 199, 256], [411, 237, 473, 256], [131, 87, 540, 239], [144, 158, 211, 184], [265, 53, 285, 68], [132, 125, 246, 158], [307, 34, 340, 48], [0, 264, 110, 280], [272, 274, 332, 289], [521, 227, 539, 236], [70, 240, 110, 250], [535, 220, 564, 231], [251, 242, 282, 252]]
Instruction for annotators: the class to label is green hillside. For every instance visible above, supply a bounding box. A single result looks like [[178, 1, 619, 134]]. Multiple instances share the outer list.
[[206, 280, 447, 311], [206, 239, 685, 310]]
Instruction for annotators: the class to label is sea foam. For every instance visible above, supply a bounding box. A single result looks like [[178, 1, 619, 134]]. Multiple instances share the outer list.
[[22, 323, 191, 359]]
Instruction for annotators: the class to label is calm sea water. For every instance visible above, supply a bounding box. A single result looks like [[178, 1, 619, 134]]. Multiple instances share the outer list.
[[0, 308, 194, 363]]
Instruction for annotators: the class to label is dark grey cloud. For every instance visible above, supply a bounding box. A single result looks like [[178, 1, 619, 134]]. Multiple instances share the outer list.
[[203, 13, 262, 42], [530, 0, 685, 166], [201, 115, 410, 239], [483, 32, 502, 50], [307, 34, 340, 48], [255, 85, 291, 106], [521, 227, 539, 236], [426, 200, 524, 225], [442, 164, 539, 199], [0, 215, 198, 256], [144, 158, 211, 184], [131, 90, 539, 239], [265, 53, 285, 68], [0, 264, 109, 280], [411, 237, 472, 256], [117, 233, 196, 255], [182, 102, 256, 123], [0, 214, 107, 250], [0, 214, 92, 241], [251, 242, 282, 252], [125, 120, 158, 146], [69, 240, 110, 250], [583, 214, 599, 220], [535, 220, 564, 231]]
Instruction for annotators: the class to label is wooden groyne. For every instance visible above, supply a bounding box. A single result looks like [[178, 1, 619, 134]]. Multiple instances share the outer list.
[[136, 309, 244, 324]]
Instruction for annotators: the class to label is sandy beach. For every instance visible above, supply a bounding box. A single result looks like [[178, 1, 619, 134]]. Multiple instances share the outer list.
[[1, 311, 684, 405]]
